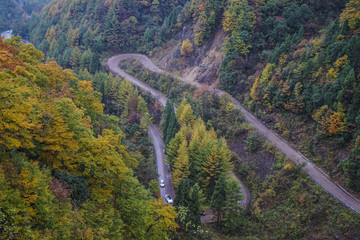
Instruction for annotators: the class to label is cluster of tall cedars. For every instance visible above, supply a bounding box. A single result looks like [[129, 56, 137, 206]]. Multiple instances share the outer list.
[[161, 98, 244, 232], [0, 37, 178, 239]]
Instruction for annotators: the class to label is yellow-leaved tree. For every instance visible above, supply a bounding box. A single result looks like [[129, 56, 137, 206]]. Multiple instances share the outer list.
[[172, 139, 190, 187], [180, 39, 194, 57], [341, 0, 360, 33]]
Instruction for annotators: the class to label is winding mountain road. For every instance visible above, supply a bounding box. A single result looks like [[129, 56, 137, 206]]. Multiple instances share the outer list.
[[107, 54, 251, 210], [108, 53, 360, 214]]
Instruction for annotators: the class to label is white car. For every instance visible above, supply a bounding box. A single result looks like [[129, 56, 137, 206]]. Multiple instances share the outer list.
[[165, 194, 173, 204], [159, 179, 165, 188]]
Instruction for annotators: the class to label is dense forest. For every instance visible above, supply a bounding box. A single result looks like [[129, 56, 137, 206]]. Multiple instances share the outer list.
[[214, 0, 360, 193], [119, 59, 360, 239], [0, 0, 51, 32], [2, 0, 360, 239], [0, 37, 178, 239], [24, 0, 187, 72], [137, 0, 360, 194]]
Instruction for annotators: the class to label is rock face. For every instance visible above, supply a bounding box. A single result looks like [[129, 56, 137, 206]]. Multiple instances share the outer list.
[[153, 26, 226, 86], [1, 29, 13, 39]]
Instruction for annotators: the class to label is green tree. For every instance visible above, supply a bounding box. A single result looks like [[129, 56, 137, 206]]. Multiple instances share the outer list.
[[210, 174, 227, 223], [223, 179, 244, 233], [340, 136, 360, 191], [89, 52, 101, 74], [70, 47, 82, 70], [80, 49, 92, 71], [174, 179, 201, 229], [165, 112, 180, 146], [161, 100, 179, 146], [104, 1, 124, 50]]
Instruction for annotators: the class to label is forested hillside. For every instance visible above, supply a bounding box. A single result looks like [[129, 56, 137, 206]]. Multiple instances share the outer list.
[[0, 0, 51, 32], [246, 1, 360, 193], [119, 57, 360, 239], [0, 37, 177, 239], [25, 0, 186, 72], [143, 0, 360, 194], [3, 0, 360, 239]]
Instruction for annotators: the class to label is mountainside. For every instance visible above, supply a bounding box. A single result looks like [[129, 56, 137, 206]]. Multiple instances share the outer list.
[[0, 37, 178, 239], [0, 0, 51, 32], [4, 0, 360, 239], [116, 55, 360, 239], [25, 0, 186, 72], [147, 0, 360, 195]]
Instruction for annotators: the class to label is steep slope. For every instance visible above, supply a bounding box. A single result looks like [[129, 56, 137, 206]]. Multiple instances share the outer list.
[[26, 0, 186, 72], [149, 0, 360, 195], [110, 53, 360, 213], [0, 37, 178, 239], [0, 0, 51, 32], [109, 53, 360, 239], [108, 53, 250, 207], [0, 0, 23, 31]]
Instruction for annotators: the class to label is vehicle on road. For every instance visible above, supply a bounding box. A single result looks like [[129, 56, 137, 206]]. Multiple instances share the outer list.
[[165, 194, 173, 204], [159, 179, 165, 188]]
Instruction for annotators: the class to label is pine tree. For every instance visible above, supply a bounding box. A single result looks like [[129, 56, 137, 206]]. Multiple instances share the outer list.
[[166, 126, 188, 167], [80, 49, 92, 71], [174, 178, 191, 207], [104, 1, 124, 50], [223, 179, 244, 233], [188, 183, 201, 226], [202, 138, 233, 195], [172, 140, 190, 187], [174, 179, 201, 228], [164, 112, 179, 147], [188, 128, 201, 180], [70, 47, 82, 71], [210, 174, 227, 223], [89, 52, 101, 74], [178, 104, 196, 126], [160, 100, 173, 140]]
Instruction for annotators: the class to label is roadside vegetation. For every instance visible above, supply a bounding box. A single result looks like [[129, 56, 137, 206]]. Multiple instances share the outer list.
[[118, 58, 360, 239], [162, 0, 360, 195], [2, 0, 360, 238]]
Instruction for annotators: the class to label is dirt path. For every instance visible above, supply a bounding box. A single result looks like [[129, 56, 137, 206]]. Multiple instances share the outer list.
[[107, 54, 360, 214], [107, 54, 251, 213]]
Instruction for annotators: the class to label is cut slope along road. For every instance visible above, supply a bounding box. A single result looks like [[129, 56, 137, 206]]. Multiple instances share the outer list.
[[107, 53, 360, 214], [107, 54, 251, 209]]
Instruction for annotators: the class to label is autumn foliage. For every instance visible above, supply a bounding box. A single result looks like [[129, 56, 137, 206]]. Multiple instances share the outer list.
[[0, 38, 178, 239]]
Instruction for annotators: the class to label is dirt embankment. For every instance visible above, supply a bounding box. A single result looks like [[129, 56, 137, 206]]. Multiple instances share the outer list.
[[153, 27, 226, 87]]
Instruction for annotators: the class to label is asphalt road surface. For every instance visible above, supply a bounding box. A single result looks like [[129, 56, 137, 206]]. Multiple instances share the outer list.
[[148, 125, 175, 203], [107, 54, 251, 210], [107, 53, 360, 214]]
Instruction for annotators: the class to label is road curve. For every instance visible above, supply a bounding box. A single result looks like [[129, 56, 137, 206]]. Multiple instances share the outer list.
[[107, 53, 360, 214], [107, 54, 250, 209], [109, 54, 360, 214], [107, 54, 167, 106]]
